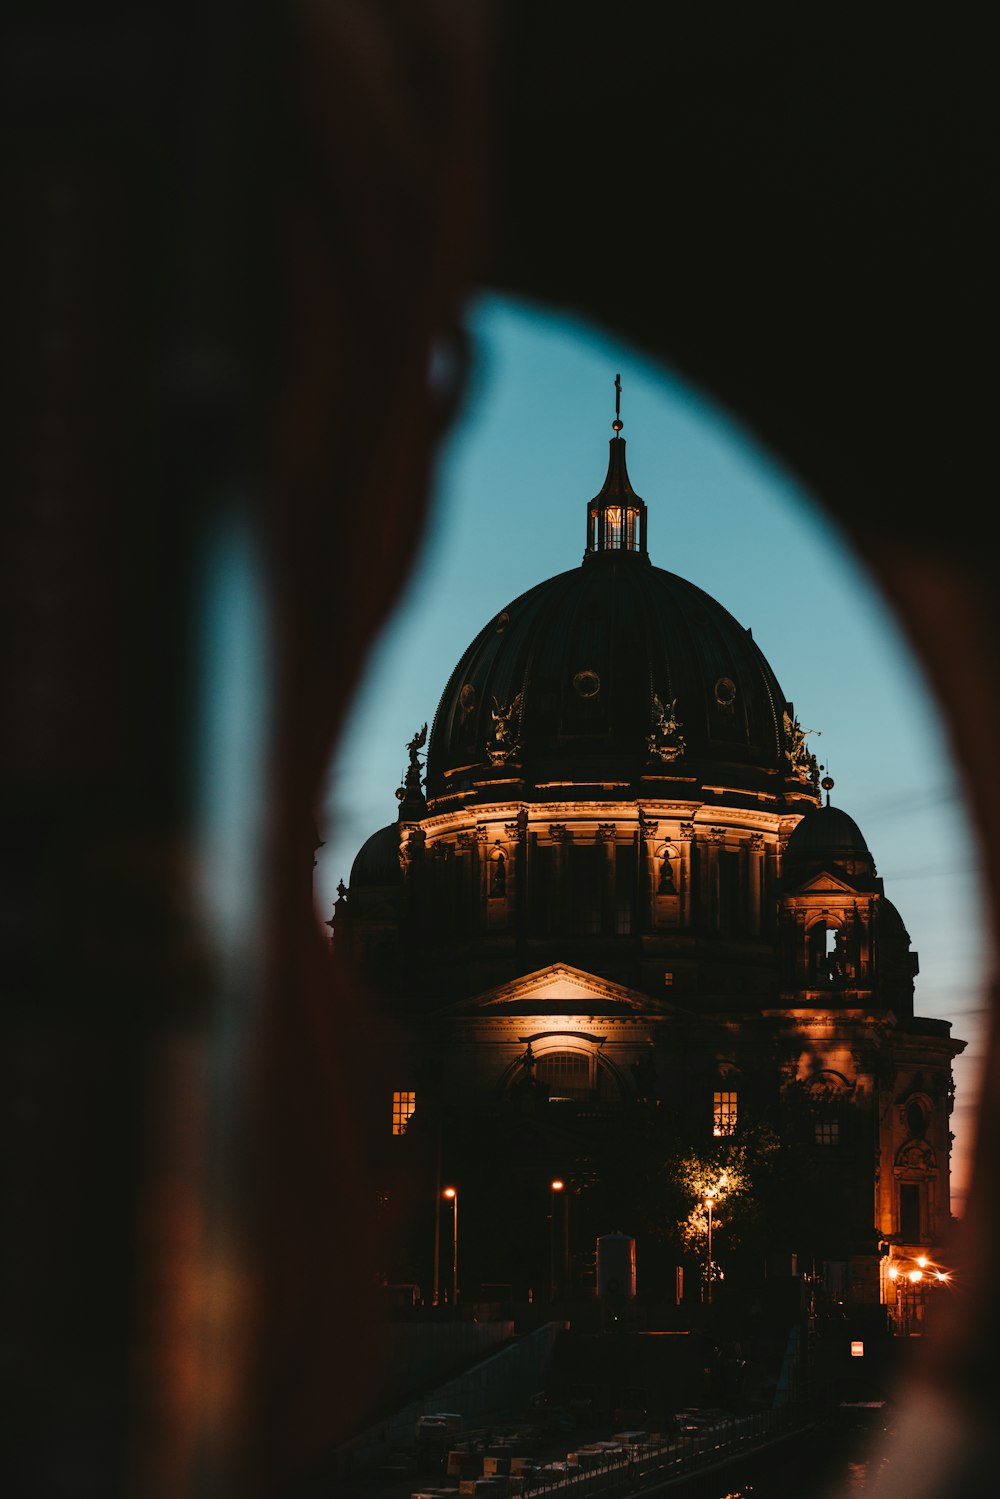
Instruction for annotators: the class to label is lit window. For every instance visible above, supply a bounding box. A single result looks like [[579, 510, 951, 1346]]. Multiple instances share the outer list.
[[392, 1091, 416, 1135], [815, 1120, 840, 1146], [713, 1091, 738, 1136], [664, 972, 674, 987]]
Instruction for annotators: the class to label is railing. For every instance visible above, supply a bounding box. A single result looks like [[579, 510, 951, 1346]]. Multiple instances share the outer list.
[[499, 1409, 808, 1495]]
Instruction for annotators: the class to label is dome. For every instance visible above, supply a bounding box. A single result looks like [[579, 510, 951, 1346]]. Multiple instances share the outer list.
[[784, 803, 871, 860], [349, 822, 401, 887], [425, 425, 820, 813], [782, 800, 878, 885]]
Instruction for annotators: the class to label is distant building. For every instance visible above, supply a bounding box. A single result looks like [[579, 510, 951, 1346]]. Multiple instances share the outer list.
[[330, 386, 964, 1330]]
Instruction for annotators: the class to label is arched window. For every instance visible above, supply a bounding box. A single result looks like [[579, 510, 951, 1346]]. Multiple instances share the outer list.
[[808, 919, 843, 981], [534, 1050, 594, 1101]]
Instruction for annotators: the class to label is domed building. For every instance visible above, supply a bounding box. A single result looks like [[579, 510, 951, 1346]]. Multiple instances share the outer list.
[[331, 387, 964, 1330]]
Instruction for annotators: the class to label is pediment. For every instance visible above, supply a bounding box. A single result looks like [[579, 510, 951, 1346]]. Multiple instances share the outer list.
[[430, 962, 684, 1018], [785, 869, 862, 898]]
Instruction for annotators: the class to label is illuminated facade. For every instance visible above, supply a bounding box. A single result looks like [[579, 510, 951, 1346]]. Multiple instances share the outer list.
[[331, 396, 964, 1321]]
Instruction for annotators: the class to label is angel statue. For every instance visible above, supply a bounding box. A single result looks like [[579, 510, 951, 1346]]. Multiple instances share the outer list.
[[488, 693, 522, 765], [647, 694, 686, 763], [783, 710, 820, 787], [406, 722, 428, 771], [398, 722, 428, 802]]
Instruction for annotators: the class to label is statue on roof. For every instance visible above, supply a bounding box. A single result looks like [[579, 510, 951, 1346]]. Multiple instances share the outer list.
[[488, 693, 523, 765], [647, 694, 686, 763], [783, 710, 821, 787], [406, 722, 428, 769]]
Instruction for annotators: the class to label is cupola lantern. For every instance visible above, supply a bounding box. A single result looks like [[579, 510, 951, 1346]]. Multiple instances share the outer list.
[[585, 373, 649, 561]]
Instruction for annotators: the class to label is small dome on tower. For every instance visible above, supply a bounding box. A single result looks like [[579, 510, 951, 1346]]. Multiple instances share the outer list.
[[349, 823, 401, 888], [783, 801, 877, 885], [785, 802, 870, 859]]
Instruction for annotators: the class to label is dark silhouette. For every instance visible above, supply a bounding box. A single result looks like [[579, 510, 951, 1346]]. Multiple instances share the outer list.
[[3, 7, 996, 1498]]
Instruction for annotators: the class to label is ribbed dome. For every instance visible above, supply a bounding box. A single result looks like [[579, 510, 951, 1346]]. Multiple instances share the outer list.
[[785, 803, 871, 860], [425, 433, 819, 812], [783, 801, 878, 887], [349, 822, 401, 887]]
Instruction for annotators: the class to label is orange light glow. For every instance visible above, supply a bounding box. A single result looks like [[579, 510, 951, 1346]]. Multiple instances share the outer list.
[[909, 1269, 923, 1283], [443, 1187, 456, 1200], [551, 1179, 565, 1192]]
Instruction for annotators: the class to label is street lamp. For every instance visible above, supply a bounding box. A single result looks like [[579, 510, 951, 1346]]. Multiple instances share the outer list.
[[443, 1187, 458, 1306], [550, 1180, 564, 1301], [887, 1251, 951, 1334], [705, 1193, 715, 1305]]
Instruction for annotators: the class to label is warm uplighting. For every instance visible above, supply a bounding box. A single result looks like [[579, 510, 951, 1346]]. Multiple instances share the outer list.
[[551, 1179, 564, 1192], [908, 1269, 923, 1283]]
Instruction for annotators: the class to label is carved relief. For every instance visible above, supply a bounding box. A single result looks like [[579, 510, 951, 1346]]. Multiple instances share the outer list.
[[505, 808, 529, 842], [749, 833, 764, 852], [637, 808, 658, 841], [548, 824, 569, 843], [488, 693, 523, 764], [895, 1139, 936, 1172], [596, 823, 616, 841], [398, 826, 425, 870], [647, 693, 687, 763], [679, 822, 696, 841]]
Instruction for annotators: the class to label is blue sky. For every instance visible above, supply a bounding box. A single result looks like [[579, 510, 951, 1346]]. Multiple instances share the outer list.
[[316, 293, 990, 1218]]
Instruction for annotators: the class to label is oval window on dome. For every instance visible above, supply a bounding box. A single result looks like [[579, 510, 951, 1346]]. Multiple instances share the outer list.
[[495, 611, 509, 633], [715, 676, 737, 706], [459, 683, 476, 720], [573, 669, 601, 699]]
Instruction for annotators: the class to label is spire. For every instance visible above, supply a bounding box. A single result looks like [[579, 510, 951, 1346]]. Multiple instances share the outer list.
[[584, 373, 649, 562]]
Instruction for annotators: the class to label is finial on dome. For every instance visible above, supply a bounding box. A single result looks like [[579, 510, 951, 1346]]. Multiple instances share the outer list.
[[584, 375, 648, 562], [821, 772, 834, 807]]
